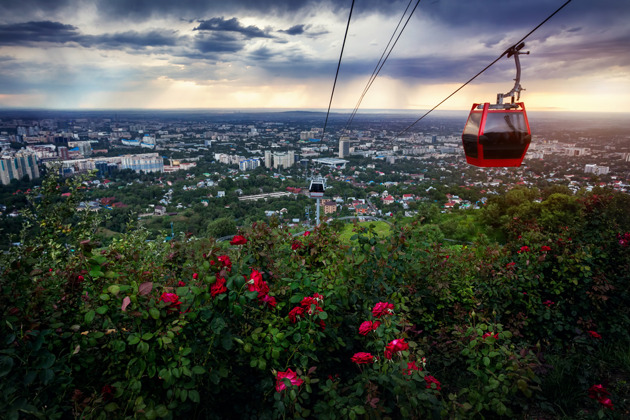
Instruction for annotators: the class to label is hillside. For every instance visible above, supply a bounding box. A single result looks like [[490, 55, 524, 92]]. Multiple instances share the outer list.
[[1, 172, 629, 419]]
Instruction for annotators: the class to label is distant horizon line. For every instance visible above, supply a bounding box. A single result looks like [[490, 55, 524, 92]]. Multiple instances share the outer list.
[[0, 107, 628, 115]]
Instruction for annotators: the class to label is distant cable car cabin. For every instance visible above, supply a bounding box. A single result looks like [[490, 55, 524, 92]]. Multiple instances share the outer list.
[[309, 176, 326, 198], [462, 43, 531, 167]]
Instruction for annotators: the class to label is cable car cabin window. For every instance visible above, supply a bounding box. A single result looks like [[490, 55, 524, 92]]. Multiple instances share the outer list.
[[310, 182, 324, 193], [462, 112, 482, 158], [480, 112, 531, 160]]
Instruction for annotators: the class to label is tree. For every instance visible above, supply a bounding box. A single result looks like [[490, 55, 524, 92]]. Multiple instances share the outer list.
[[206, 217, 236, 238]]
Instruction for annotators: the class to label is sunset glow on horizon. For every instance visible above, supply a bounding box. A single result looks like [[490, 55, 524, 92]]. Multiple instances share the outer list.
[[0, 0, 628, 114]]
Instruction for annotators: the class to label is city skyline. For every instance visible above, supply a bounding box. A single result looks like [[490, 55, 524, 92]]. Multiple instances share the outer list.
[[0, 0, 629, 113]]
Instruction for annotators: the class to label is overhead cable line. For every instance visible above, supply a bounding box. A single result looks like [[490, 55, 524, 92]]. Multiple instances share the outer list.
[[344, 0, 421, 131], [395, 0, 573, 138], [321, 0, 356, 150]]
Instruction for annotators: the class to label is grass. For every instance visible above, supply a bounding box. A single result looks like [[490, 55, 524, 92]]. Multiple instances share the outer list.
[[337, 221, 391, 243]]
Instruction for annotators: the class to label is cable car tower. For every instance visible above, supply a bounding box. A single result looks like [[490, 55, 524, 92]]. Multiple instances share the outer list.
[[462, 42, 532, 167], [309, 175, 326, 226]]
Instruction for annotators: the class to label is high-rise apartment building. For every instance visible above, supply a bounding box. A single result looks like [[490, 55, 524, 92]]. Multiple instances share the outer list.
[[339, 139, 349, 158], [273, 151, 295, 169], [120, 153, 163, 173], [0, 151, 40, 185]]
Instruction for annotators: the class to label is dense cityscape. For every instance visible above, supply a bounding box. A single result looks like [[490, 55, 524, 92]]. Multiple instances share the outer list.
[[1, 109, 629, 244]]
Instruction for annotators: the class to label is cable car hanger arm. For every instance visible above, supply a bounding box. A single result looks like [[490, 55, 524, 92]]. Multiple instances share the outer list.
[[497, 42, 529, 105]]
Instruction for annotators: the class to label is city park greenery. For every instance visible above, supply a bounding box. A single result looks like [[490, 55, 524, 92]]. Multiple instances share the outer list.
[[1, 170, 629, 419]]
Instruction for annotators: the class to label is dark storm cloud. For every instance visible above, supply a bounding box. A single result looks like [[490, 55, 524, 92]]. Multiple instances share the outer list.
[[0, 0, 74, 20], [193, 32, 245, 55], [279, 24, 306, 35], [194, 17, 272, 39], [92, 0, 335, 20], [0, 20, 185, 51], [0, 21, 81, 45], [249, 46, 275, 60], [81, 30, 183, 49]]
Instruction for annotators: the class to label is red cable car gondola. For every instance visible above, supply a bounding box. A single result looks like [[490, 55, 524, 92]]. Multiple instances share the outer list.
[[462, 43, 531, 167]]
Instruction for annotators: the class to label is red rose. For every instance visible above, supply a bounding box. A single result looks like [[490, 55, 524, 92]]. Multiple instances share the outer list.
[[541, 245, 551, 252], [543, 300, 555, 308], [518, 246, 530, 254], [425, 375, 441, 391], [230, 235, 247, 245], [291, 241, 302, 250], [403, 361, 420, 375], [358, 320, 381, 336], [587, 330, 602, 339], [306, 304, 323, 316], [301, 296, 318, 308], [303, 231, 311, 237], [482, 332, 499, 340], [248, 270, 269, 299], [77, 275, 84, 282], [192, 273, 198, 280], [588, 384, 610, 399], [384, 338, 409, 359], [218, 255, 232, 271], [372, 302, 394, 318], [275, 369, 304, 392], [211, 276, 227, 297], [177, 281, 186, 287], [101, 384, 115, 401], [351, 352, 375, 364], [288, 306, 305, 323], [598, 397, 614, 409], [261, 294, 277, 308], [506, 262, 516, 268], [160, 292, 181, 308], [358, 321, 374, 336]]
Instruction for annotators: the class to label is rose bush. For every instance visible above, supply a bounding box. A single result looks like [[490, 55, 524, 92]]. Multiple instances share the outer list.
[[0, 172, 629, 419]]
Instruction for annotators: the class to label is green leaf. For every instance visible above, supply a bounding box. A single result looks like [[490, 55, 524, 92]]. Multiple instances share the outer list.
[[234, 275, 246, 289], [96, 305, 108, 315], [141, 332, 154, 341], [149, 308, 160, 320], [128, 335, 141, 345], [107, 285, 120, 295], [221, 335, 233, 350], [244, 291, 259, 300], [483, 356, 490, 367], [155, 405, 169, 418], [0, 356, 14, 378], [159, 368, 171, 382], [104, 403, 119, 412], [35, 352, 55, 369], [39, 368, 54, 385], [137, 341, 149, 354], [318, 311, 328, 320], [192, 366, 206, 375], [23, 371, 36, 385], [188, 390, 200, 403], [84, 310, 96, 325]]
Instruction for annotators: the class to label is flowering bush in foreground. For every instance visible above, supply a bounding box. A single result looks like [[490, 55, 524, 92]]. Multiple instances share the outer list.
[[0, 173, 629, 419]]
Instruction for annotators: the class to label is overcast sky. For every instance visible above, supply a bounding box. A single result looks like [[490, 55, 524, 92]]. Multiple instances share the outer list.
[[0, 0, 628, 112]]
